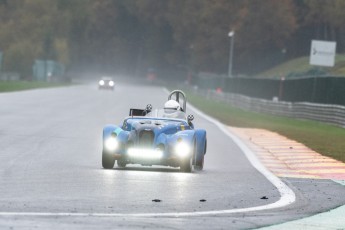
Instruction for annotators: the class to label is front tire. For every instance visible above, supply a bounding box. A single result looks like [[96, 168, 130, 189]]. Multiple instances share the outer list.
[[117, 159, 127, 168], [194, 156, 204, 171], [194, 140, 206, 171], [102, 150, 115, 169]]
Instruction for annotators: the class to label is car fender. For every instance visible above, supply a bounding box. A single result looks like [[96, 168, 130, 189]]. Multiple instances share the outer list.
[[103, 125, 129, 143], [166, 130, 195, 154], [172, 130, 195, 144], [194, 129, 207, 164]]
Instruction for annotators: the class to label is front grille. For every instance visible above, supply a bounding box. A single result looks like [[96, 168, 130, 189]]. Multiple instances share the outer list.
[[138, 130, 154, 147]]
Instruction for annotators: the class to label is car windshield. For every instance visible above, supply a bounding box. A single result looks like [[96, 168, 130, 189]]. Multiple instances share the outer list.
[[146, 109, 187, 120]]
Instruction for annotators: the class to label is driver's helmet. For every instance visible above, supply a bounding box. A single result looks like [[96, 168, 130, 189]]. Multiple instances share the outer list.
[[164, 100, 180, 111], [163, 100, 185, 119]]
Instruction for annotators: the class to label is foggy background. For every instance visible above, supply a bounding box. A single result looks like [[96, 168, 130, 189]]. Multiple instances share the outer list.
[[1, 0, 345, 81]]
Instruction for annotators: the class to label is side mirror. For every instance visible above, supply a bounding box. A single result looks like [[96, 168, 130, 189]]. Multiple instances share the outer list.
[[146, 104, 152, 111], [187, 114, 194, 124]]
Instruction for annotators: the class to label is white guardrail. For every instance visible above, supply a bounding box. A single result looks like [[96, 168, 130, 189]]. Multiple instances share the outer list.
[[192, 88, 345, 127]]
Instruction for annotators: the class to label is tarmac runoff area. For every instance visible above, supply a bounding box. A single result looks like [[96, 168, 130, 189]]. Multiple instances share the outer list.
[[229, 127, 345, 230]]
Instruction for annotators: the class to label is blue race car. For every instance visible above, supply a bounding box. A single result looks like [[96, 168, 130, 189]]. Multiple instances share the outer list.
[[102, 90, 207, 172]]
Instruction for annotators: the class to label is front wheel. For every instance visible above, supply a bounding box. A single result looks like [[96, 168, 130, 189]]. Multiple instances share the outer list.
[[194, 155, 204, 171], [102, 150, 115, 169], [194, 140, 206, 171], [117, 159, 127, 168]]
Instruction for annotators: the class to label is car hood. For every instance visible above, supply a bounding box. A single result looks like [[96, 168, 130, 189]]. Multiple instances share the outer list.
[[131, 119, 185, 135]]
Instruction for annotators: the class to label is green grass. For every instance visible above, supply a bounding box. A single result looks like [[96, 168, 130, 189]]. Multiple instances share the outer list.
[[186, 91, 345, 162], [0, 81, 69, 93], [259, 54, 345, 78]]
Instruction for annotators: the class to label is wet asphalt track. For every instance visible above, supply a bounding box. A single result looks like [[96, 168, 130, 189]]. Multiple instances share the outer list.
[[0, 80, 345, 229]]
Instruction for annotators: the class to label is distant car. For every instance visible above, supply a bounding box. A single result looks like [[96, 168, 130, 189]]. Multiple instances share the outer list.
[[98, 77, 114, 90], [101, 90, 207, 172]]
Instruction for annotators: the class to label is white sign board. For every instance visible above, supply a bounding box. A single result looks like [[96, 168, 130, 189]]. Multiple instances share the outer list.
[[310, 40, 336, 67]]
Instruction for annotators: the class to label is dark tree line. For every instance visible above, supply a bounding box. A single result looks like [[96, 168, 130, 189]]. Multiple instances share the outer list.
[[1, 0, 345, 79]]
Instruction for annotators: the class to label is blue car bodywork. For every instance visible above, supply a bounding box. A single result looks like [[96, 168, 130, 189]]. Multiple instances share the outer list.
[[102, 90, 207, 172]]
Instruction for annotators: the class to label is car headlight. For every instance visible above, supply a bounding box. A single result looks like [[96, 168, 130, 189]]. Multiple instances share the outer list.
[[109, 81, 114, 86], [105, 138, 119, 151], [175, 142, 191, 158], [99, 80, 105, 86]]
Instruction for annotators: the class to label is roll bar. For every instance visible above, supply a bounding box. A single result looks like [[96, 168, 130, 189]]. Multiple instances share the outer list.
[[168, 90, 187, 112]]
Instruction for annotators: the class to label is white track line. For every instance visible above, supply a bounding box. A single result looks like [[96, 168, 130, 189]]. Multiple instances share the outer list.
[[0, 88, 295, 217]]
